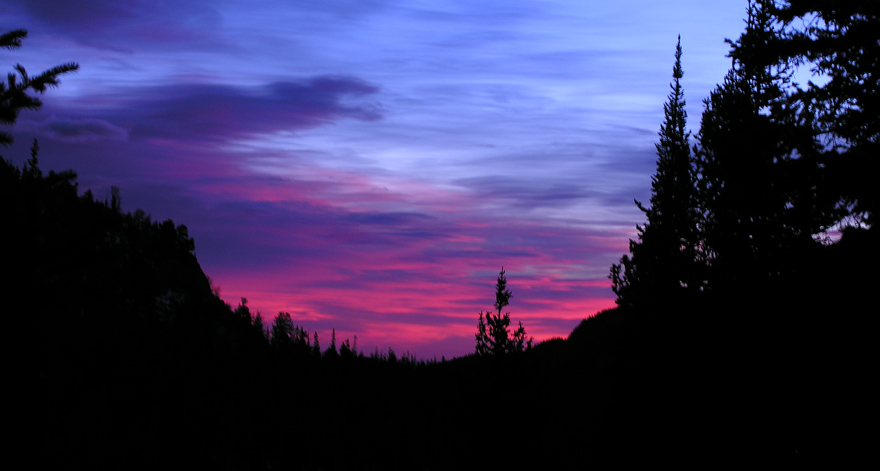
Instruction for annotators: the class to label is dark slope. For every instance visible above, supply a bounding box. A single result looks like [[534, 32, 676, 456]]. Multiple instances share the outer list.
[[7, 154, 872, 469], [5, 157, 270, 469]]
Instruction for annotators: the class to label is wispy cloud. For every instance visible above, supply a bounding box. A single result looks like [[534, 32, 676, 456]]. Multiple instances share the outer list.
[[2, 0, 749, 358]]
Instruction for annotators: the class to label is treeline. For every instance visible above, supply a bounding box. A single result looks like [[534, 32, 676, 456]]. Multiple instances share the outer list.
[[237, 300, 437, 365]]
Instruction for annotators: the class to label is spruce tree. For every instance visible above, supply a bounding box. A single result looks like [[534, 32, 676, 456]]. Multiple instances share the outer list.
[[729, 0, 878, 230], [694, 0, 822, 289], [475, 268, 531, 356], [488, 268, 513, 355], [252, 312, 267, 339], [312, 332, 320, 357], [271, 312, 294, 348], [475, 312, 489, 356], [611, 36, 700, 307]]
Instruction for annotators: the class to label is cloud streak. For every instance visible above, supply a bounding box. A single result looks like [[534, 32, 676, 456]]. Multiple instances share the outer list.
[[23, 116, 129, 143]]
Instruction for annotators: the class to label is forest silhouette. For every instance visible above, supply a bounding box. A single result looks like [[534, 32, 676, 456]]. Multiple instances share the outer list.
[[6, 2, 876, 468]]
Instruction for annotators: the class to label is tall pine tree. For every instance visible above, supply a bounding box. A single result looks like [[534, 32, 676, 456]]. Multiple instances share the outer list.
[[611, 36, 700, 307]]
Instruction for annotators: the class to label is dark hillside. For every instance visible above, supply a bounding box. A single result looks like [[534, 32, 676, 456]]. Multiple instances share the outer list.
[[5, 155, 270, 469], [565, 232, 876, 463], [3, 154, 621, 469], [7, 145, 872, 470], [7, 4, 877, 464]]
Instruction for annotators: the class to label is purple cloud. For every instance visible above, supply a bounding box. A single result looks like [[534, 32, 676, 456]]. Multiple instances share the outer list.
[[90, 77, 381, 142]]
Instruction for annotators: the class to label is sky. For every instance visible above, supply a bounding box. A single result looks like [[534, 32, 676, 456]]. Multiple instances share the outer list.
[[2, 0, 749, 359]]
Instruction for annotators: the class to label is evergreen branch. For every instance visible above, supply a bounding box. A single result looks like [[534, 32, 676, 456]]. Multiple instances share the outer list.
[[0, 29, 27, 49]]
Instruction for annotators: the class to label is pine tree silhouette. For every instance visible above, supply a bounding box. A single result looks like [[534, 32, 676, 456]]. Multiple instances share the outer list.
[[475, 268, 531, 356], [611, 36, 701, 306]]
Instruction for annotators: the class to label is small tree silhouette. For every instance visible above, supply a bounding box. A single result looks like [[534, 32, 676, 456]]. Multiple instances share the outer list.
[[271, 312, 294, 348], [475, 268, 532, 356]]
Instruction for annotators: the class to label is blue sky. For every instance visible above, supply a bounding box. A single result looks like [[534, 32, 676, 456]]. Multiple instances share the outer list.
[[2, 0, 749, 358]]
